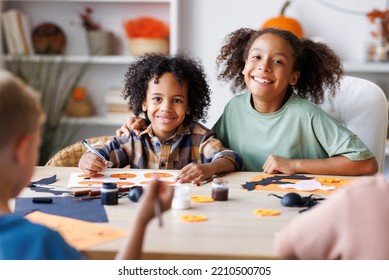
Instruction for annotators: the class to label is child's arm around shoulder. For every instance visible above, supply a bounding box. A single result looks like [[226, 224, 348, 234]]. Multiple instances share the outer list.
[[116, 116, 147, 137]]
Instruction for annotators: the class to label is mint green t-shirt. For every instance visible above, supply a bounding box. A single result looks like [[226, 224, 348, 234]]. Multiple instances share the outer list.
[[212, 92, 374, 172]]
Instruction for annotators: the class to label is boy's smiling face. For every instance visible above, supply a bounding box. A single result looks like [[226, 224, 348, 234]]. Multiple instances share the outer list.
[[142, 72, 190, 141]]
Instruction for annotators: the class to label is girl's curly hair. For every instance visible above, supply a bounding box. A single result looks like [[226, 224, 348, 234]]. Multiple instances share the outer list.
[[216, 27, 343, 104], [122, 52, 211, 123]]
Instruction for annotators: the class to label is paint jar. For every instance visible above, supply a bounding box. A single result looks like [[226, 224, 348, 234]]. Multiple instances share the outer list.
[[211, 178, 229, 201], [172, 185, 190, 210], [101, 182, 118, 205]]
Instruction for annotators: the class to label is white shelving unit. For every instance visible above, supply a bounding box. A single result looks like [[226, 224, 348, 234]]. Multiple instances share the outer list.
[[343, 61, 389, 73], [0, 0, 179, 56], [0, 0, 179, 133]]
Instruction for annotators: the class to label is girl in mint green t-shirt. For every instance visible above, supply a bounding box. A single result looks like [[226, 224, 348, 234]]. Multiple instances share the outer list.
[[212, 27, 377, 176]]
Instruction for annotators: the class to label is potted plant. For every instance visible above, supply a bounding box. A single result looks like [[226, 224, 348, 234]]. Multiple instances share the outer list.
[[122, 16, 169, 56], [10, 55, 91, 165]]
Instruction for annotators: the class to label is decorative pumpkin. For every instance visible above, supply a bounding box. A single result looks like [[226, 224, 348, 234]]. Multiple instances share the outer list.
[[66, 86, 94, 117], [71, 86, 87, 101], [261, 1, 304, 38]]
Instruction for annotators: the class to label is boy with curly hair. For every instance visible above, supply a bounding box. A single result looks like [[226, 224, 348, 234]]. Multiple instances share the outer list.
[[79, 53, 243, 185], [0, 69, 173, 259]]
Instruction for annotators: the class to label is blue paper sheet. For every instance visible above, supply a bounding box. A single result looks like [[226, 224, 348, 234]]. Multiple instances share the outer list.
[[14, 196, 108, 223]]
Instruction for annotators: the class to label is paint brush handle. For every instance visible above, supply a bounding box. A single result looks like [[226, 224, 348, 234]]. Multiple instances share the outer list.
[[72, 196, 101, 202], [73, 186, 131, 197], [152, 173, 163, 228], [72, 190, 91, 197], [197, 172, 229, 186]]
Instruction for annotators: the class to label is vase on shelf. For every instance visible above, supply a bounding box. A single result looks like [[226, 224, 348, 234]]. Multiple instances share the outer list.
[[87, 30, 113, 56], [366, 13, 389, 62], [127, 38, 169, 56]]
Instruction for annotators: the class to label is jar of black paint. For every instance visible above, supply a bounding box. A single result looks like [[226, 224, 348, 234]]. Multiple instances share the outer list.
[[101, 182, 118, 205]]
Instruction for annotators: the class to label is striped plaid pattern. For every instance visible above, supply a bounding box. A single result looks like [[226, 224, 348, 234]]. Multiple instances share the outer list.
[[96, 121, 243, 170]]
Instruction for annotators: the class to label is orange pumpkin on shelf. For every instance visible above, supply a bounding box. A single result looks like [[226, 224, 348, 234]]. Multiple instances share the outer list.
[[66, 86, 94, 117], [71, 86, 87, 101], [261, 0, 304, 38]]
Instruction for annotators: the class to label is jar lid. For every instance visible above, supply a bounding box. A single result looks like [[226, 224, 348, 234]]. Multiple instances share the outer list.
[[212, 178, 228, 185], [101, 182, 117, 189]]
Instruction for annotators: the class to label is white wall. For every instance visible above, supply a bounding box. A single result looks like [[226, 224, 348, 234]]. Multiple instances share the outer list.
[[179, 0, 388, 127]]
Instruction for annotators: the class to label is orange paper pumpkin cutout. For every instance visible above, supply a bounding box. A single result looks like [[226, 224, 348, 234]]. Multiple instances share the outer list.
[[78, 181, 104, 185], [253, 209, 281, 217], [144, 172, 174, 179], [78, 173, 104, 178], [110, 173, 137, 179], [190, 195, 214, 203], [180, 214, 208, 223]]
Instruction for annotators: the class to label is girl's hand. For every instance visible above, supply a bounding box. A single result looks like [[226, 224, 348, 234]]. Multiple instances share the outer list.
[[116, 116, 146, 137], [176, 163, 213, 185], [262, 155, 296, 174], [78, 152, 109, 176]]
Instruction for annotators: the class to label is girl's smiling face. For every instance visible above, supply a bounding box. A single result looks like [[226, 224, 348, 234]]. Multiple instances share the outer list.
[[142, 72, 190, 141], [242, 33, 300, 113]]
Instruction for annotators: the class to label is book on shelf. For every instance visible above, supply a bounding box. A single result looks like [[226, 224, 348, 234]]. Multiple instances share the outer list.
[[105, 88, 130, 117], [1, 9, 34, 55], [1, 10, 17, 54]]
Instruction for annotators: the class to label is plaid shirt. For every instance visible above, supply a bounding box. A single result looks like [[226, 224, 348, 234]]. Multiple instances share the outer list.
[[96, 121, 243, 170]]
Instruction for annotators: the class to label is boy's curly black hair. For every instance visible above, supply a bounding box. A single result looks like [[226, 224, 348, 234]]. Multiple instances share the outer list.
[[122, 52, 211, 124], [216, 27, 343, 104]]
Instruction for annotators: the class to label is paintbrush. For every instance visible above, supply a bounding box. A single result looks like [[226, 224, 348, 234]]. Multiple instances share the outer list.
[[72, 196, 101, 202], [74, 186, 132, 197], [152, 173, 163, 228], [197, 172, 229, 186]]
